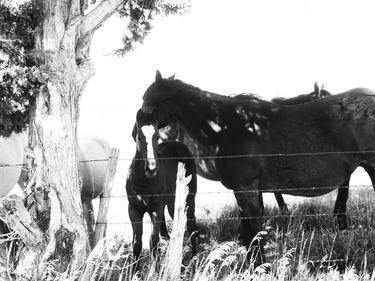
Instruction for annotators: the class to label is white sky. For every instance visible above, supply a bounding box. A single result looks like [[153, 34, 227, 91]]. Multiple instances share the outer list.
[[79, 0, 375, 215]]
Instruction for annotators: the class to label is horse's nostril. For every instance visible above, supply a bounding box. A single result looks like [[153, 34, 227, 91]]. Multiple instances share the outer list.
[[146, 168, 158, 177]]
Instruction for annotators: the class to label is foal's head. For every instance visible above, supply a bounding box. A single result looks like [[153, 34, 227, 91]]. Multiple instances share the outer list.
[[133, 109, 160, 177]]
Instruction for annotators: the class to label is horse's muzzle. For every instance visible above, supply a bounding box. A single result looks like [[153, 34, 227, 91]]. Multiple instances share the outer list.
[[145, 160, 158, 177]]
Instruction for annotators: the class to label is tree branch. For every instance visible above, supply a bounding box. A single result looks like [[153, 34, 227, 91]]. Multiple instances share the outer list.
[[81, 0, 128, 35]]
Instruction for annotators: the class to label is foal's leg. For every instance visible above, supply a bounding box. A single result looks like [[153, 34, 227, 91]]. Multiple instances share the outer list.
[[82, 198, 95, 248], [149, 208, 163, 257], [129, 204, 144, 262], [186, 191, 198, 256], [333, 179, 349, 230], [160, 206, 170, 240], [274, 192, 289, 214]]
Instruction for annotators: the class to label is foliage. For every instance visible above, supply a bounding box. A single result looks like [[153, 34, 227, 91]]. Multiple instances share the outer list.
[[0, 0, 43, 137], [0, 0, 188, 137], [117, 0, 190, 54]]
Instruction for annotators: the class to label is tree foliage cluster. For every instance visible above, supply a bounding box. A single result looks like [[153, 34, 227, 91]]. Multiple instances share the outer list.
[[117, 0, 189, 54], [0, 0, 188, 137], [0, 1, 43, 137]]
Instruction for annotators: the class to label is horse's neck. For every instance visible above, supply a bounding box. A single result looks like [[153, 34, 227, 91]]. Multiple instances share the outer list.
[[131, 150, 156, 186], [168, 88, 225, 146]]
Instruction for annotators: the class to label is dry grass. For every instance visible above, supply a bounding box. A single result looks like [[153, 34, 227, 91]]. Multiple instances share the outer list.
[[1, 185, 375, 280]]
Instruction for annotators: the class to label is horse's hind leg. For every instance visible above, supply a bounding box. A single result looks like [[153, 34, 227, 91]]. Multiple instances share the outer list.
[[333, 180, 349, 230], [82, 198, 95, 248], [274, 192, 289, 214], [360, 162, 375, 191]]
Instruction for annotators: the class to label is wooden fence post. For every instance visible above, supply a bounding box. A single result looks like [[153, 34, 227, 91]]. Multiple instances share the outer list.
[[93, 148, 120, 246]]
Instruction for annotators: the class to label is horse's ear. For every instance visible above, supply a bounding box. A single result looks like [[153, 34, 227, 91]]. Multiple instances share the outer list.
[[155, 70, 162, 83], [169, 73, 175, 80], [321, 84, 325, 90], [314, 82, 319, 95], [136, 108, 143, 122], [132, 123, 138, 141]]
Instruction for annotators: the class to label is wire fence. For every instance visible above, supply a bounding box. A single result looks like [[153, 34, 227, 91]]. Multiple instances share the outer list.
[[1, 150, 375, 227], [92, 210, 375, 226], [1, 148, 374, 270], [3, 148, 375, 168], [1, 150, 375, 201]]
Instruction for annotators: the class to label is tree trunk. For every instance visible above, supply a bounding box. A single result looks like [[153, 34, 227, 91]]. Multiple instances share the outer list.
[[0, 0, 125, 278], [0, 1, 92, 279]]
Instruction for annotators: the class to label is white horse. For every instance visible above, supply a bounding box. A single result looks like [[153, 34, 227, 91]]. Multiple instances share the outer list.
[[0, 132, 27, 197], [0, 132, 111, 246]]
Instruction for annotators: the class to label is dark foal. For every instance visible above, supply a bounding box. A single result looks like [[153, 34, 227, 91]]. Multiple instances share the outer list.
[[126, 109, 198, 261]]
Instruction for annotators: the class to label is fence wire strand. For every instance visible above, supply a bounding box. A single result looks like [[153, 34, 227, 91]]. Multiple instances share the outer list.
[[93, 209, 375, 226], [3, 148, 375, 169], [103, 184, 375, 199]]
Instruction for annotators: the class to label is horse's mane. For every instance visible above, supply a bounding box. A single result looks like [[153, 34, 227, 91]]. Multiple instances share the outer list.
[[157, 78, 270, 104], [143, 78, 207, 106], [230, 92, 268, 103]]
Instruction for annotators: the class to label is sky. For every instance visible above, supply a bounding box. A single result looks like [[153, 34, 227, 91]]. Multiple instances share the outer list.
[[80, 0, 375, 140], [77, 0, 375, 231]]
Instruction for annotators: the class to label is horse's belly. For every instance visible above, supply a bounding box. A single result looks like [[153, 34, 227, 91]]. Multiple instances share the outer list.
[[264, 157, 352, 197]]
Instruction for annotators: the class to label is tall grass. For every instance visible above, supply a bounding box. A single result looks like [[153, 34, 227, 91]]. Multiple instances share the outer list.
[[1, 186, 375, 280]]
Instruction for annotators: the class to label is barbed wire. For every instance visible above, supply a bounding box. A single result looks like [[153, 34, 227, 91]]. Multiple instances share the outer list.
[[92, 210, 375, 226], [3, 148, 375, 169], [104, 184, 375, 199]]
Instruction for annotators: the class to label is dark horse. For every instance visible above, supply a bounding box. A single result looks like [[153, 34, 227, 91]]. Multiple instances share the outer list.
[[158, 82, 333, 216], [235, 83, 332, 214], [126, 109, 198, 261], [272, 86, 375, 229], [141, 71, 375, 255]]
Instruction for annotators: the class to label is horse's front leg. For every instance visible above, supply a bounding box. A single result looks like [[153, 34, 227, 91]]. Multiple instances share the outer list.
[[149, 208, 163, 257], [129, 204, 144, 262], [233, 183, 264, 263]]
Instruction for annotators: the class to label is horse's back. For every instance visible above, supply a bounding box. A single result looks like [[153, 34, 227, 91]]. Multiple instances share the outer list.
[[0, 132, 27, 197], [79, 135, 111, 199], [263, 88, 375, 194]]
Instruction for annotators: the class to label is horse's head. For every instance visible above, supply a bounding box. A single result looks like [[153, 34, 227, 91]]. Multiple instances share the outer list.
[[142, 71, 178, 126], [133, 109, 160, 178]]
